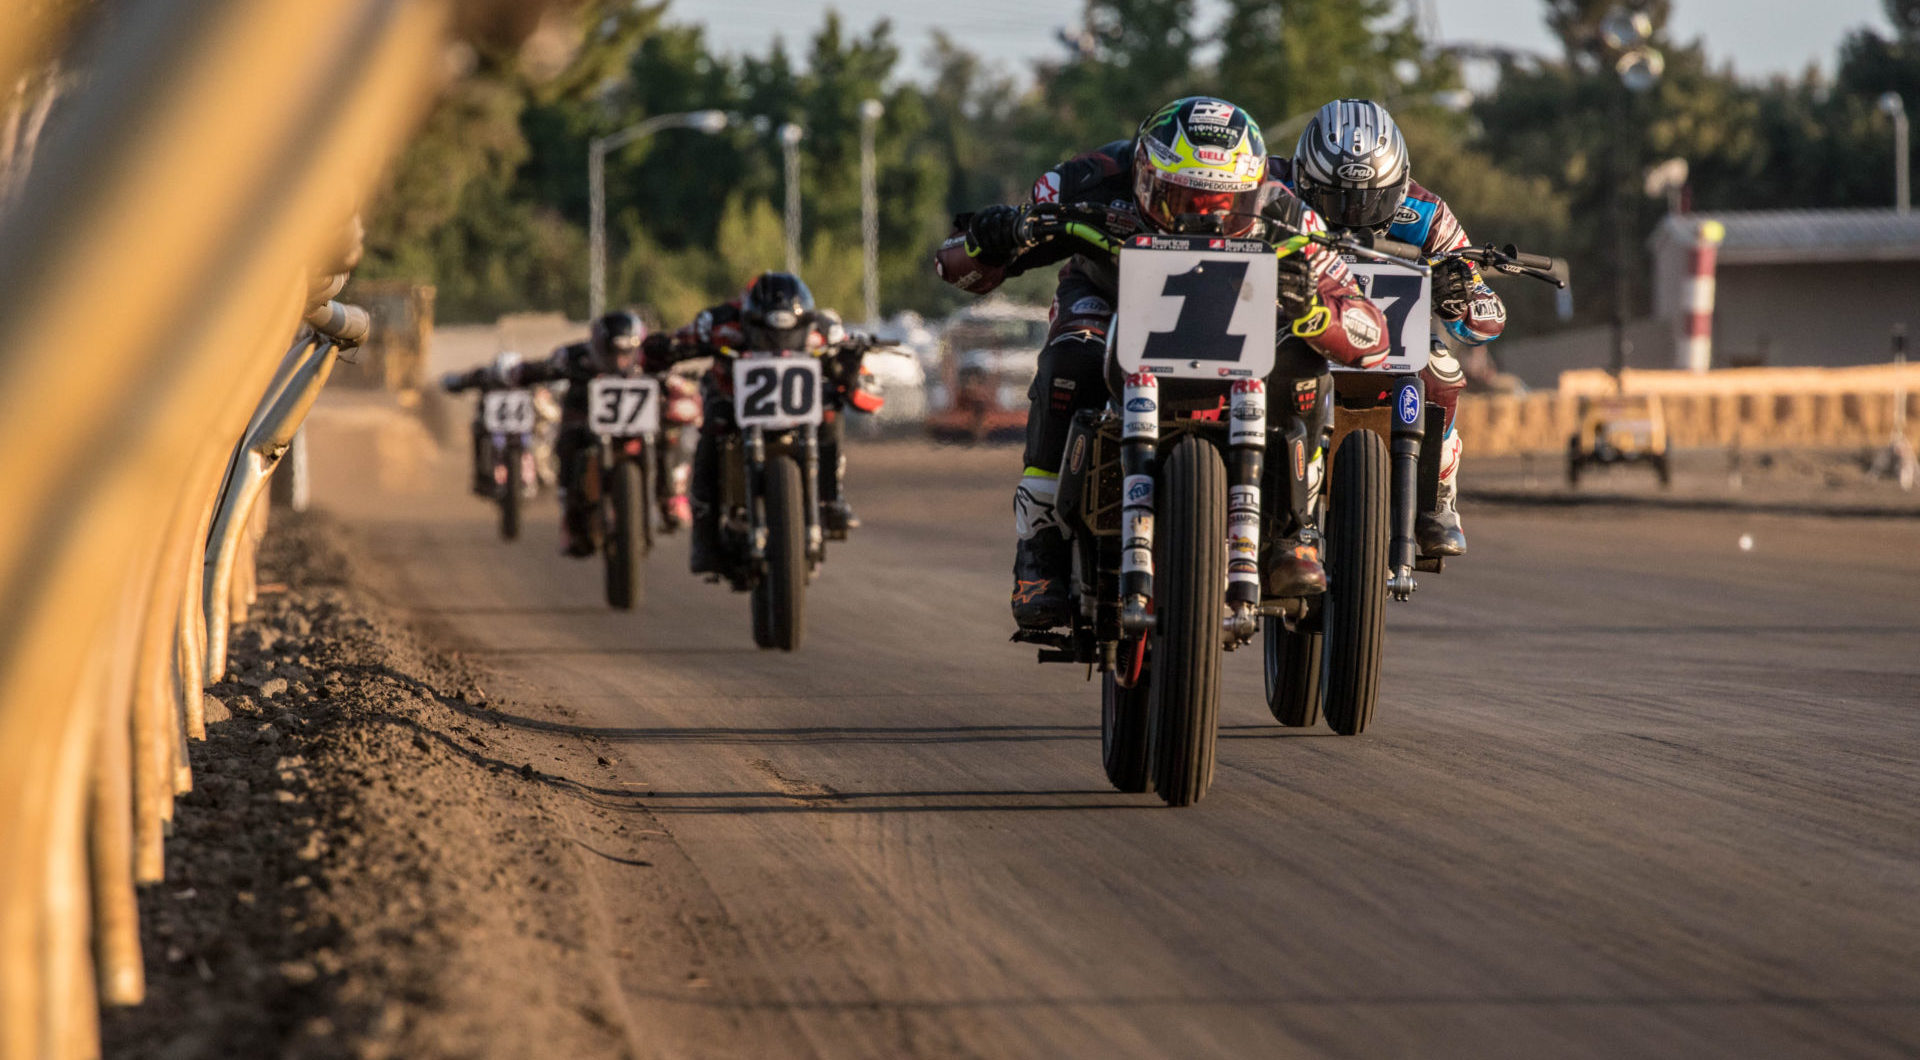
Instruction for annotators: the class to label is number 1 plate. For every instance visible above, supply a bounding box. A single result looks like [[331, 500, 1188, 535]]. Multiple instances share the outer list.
[[1340, 260, 1431, 373], [1114, 235, 1278, 381], [588, 376, 661, 437], [482, 389, 535, 433], [732, 356, 823, 428]]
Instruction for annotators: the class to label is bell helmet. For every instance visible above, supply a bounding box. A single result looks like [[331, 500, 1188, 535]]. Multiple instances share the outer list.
[[1292, 99, 1411, 232], [589, 310, 647, 371], [1132, 96, 1268, 237], [742, 271, 816, 351]]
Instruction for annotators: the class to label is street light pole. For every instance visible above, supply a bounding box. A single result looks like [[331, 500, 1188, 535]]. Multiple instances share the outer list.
[[858, 99, 884, 326], [587, 109, 729, 319], [1880, 92, 1910, 215], [780, 122, 805, 275]]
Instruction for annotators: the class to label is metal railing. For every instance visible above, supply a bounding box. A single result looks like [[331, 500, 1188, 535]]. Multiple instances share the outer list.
[[0, 1, 459, 1056]]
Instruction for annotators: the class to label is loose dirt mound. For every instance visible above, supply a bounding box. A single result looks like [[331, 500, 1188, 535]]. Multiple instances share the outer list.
[[102, 514, 644, 1059]]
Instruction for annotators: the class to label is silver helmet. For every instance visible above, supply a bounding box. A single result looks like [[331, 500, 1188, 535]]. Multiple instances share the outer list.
[[1292, 99, 1410, 231]]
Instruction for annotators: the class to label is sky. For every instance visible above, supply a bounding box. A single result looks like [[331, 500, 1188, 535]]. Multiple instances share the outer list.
[[683, 0, 1895, 83]]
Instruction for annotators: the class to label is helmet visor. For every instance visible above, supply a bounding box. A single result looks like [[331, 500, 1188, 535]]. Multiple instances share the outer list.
[[1303, 180, 1404, 230], [1141, 181, 1263, 237]]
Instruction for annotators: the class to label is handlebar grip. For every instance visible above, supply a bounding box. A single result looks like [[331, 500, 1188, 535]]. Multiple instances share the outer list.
[[1505, 246, 1556, 271], [306, 300, 370, 346]]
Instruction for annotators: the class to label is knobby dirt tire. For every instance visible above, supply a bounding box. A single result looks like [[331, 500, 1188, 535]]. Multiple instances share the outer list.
[[752, 453, 806, 651], [1264, 620, 1324, 728], [499, 438, 522, 541], [1322, 429, 1389, 736], [1101, 652, 1152, 794], [604, 458, 646, 611], [1146, 436, 1226, 807]]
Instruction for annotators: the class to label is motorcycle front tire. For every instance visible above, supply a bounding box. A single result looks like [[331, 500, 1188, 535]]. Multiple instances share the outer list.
[[751, 452, 806, 651], [1146, 436, 1226, 807]]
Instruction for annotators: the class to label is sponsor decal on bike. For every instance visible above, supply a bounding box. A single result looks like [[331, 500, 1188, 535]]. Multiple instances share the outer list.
[[1293, 438, 1305, 479], [1123, 369, 1156, 387], [1336, 162, 1376, 182], [1216, 367, 1254, 378], [1230, 402, 1265, 421], [1125, 396, 1156, 414], [1397, 382, 1422, 425], [1342, 306, 1383, 349], [1067, 434, 1087, 473], [1124, 474, 1154, 505]]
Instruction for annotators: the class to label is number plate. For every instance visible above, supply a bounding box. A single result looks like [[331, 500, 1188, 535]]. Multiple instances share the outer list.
[[588, 376, 662, 437], [1114, 235, 1278, 381], [1341, 260, 1432, 373], [732, 356, 823, 428], [481, 389, 535, 433]]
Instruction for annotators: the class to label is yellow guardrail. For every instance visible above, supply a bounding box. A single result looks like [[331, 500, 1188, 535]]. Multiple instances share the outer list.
[[0, 2, 459, 1057], [1457, 364, 1920, 455]]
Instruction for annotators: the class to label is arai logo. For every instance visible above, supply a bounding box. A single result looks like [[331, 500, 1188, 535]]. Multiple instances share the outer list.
[[1393, 204, 1420, 225], [1396, 383, 1421, 425], [1336, 162, 1376, 182]]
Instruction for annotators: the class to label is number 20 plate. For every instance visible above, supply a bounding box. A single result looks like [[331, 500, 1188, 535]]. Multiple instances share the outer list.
[[732, 357, 823, 428], [1114, 235, 1278, 381], [588, 376, 661, 437]]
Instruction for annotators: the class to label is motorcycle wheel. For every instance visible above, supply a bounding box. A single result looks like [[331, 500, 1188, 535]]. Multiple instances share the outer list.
[[1322, 429, 1389, 736], [1264, 619, 1323, 728], [603, 458, 646, 611], [750, 452, 806, 651], [1101, 646, 1152, 794], [499, 437, 522, 541], [1146, 436, 1226, 807]]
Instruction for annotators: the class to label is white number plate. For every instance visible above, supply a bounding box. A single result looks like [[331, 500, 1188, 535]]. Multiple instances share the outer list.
[[1341, 260, 1432, 373], [1114, 235, 1278, 381], [588, 376, 661, 437], [481, 389, 535, 433], [732, 357, 823, 428]]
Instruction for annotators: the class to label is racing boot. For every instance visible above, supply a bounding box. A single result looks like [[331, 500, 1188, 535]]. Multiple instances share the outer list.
[[822, 499, 860, 536], [1010, 471, 1072, 629], [818, 429, 858, 538], [688, 434, 723, 575], [1416, 431, 1467, 557], [1264, 527, 1328, 597], [661, 494, 691, 532]]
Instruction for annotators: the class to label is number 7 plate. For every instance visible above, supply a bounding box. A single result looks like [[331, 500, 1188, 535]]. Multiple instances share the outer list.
[[1114, 235, 1278, 381], [732, 356, 823, 428], [1340, 260, 1431, 373], [588, 376, 661, 437]]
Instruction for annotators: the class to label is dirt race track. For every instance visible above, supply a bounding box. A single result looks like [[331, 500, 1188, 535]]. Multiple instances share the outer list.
[[115, 426, 1920, 1059]]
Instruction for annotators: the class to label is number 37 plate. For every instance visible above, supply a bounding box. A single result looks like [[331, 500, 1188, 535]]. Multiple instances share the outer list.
[[1115, 235, 1278, 381], [732, 356, 823, 428], [588, 376, 661, 437]]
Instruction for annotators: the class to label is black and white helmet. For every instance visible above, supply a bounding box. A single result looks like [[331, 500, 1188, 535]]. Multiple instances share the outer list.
[[1292, 99, 1410, 232]]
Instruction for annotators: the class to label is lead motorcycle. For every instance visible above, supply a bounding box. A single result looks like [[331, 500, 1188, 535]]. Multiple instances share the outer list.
[[1013, 202, 1562, 806]]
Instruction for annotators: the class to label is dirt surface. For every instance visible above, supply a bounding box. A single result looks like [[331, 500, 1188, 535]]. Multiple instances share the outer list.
[[100, 514, 661, 1059]]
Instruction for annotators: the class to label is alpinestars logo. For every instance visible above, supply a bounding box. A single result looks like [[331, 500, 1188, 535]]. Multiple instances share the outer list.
[[1189, 100, 1236, 126], [1032, 172, 1060, 204], [1014, 484, 1061, 537]]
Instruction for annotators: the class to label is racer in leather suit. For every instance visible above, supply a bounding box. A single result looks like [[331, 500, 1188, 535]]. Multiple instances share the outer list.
[[644, 271, 883, 576], [513, 311, 698, 556], [933, 95, 1390, 631], [1280, 99, 1507, 556]]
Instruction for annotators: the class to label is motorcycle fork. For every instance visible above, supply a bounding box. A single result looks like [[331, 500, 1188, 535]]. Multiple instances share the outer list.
[[1225, 381, 1265, 647], [1388, 373, 1425, 601], [1117, 370, 1157, 636], [800, 423, 823, 565], [744, 425, 767, 564]]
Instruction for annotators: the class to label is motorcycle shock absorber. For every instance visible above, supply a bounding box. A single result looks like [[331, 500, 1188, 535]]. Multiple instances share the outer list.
[[1388, 373, 1424, 601], [1225, 379, 1265, 645], [1118, 368, 1157, 636]]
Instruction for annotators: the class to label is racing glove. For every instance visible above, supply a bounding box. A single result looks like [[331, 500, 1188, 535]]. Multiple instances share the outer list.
[[1434, 257, 1475, 320], [1260, 192, 1312, 240], [1275, 252, 1316, 321], [966, 204, 1028, 266]]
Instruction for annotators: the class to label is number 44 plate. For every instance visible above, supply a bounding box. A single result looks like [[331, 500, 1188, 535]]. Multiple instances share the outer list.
[[1114, 235, 1277, 381]]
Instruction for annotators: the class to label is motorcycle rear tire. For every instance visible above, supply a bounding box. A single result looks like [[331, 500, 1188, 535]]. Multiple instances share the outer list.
[[1147, 436, 1226, 807], [751, 452, 806, 651], [1264, 620, 1323, 728], [1322, 429, 1389, 736], [499, 437, 522, 542], [604, 458, 646, 611]]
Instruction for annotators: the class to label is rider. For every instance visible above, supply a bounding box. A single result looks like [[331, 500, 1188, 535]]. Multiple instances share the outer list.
[[933, 95, 1390, 631], [1277, 98, 1506, 557], [514, 310, 696, 556], [645, 271, 883, 576], [441, 350, 527, 496]]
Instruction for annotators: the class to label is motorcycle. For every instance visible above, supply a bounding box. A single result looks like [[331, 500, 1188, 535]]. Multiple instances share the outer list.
[[582, 372, 666, 610], [479, 387, 540, 541], [1010, 202, 1563, 805]]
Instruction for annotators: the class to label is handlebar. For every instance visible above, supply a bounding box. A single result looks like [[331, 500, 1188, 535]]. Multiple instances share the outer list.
[[1440, 244, 1568, 288]]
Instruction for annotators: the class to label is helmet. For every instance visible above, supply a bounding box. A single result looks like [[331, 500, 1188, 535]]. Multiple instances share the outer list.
[[589, 310, 647, 371], [741, 272, 816, 350], [1132, 96, 1268, 237], [490, 350, 523, 386], [1292, 99, 1410, 231]]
